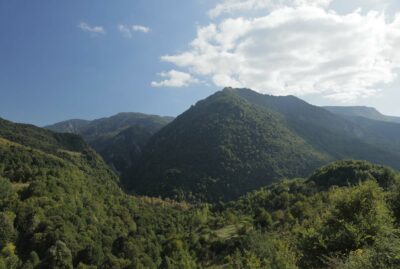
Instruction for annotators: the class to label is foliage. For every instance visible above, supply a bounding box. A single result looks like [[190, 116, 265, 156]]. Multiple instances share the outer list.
[[309, 160, 399, 189], [125, 88, 400, 202], [45, 113, 174, 174], [127, 90, 329, 202], [3, 115, 400, 268]]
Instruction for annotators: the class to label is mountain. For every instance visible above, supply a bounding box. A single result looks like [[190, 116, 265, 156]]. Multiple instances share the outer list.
[[125, 88, 400, 202], [46, 112, 174, 137], [94, 125, 153, 173], [125, 89, 331, 201], [324, 106, 400, 123], [2, 116, 400, 268], [43, 119, 90, 134], [0, 118, 88, 154], [322, 106, 400, 155], [232, 88, 400, 164], [45, 112, 174, 174], [0, 117, 198, 268]]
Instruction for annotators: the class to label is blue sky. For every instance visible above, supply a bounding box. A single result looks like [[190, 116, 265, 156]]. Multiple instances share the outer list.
[[0, 0, 218, 125], [1, 0, 400, 126]]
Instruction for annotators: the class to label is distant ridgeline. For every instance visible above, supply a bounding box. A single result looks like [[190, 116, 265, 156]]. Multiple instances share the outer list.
[[123, 88, 400, 202], [1, 117, 400, 269], [44, 88, 400, 203], [45, 113, 174, 175]]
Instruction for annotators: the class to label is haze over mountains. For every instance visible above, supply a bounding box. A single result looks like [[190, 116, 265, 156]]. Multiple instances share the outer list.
[[324, 106, 400, 123], [45, 113, 173, 174], [44, 88, 400, 201]]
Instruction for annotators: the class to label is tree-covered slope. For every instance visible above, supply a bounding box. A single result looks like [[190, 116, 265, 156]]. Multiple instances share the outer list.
[[231, 88, 400, 168], [323, 114, 400, 155], [2, 118, 400, 269], [45, 113, 173, 139], [126, 90, 329, 201], [43, 119, 90, 134], [0, 119, 197, 268], [94, 126, 153, 174], [124, 88, 400, 202], [45, 113, 174, 174], [219, 160, 400, 269], [0, 118, 88, 154]]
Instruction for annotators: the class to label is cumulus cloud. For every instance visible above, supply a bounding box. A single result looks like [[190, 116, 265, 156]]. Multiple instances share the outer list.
[[118, 24, 150, 38], [151, 70, 199, 88], [159, 4, 400, 101], [78, 22, 105, 34]]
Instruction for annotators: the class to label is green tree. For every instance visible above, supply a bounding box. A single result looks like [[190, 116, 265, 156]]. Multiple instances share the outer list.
[[0, 212, 16, 249], [299, 181, 393, 268], [44, 241, 73, 269]]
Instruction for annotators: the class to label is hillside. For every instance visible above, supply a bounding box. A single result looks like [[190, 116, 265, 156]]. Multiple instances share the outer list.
[[2, 117, 400, 268], [315, 107, 400, 156], [94, 125, 153, 173], [0, 118, 198, 268], [45, 113, 173, 137], [43, 119, 90, 134], [46, 113, 174, 174], [231, 88, 400, 166], [220, 160, 400, 269], [126, 89, 330, 201], [0, 118, 88, 154], [324, 106, 400, 123], [125, 88, 400, 202]]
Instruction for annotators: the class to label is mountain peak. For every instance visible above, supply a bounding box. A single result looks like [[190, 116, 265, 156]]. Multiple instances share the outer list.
[[126, 88, 330, 201]]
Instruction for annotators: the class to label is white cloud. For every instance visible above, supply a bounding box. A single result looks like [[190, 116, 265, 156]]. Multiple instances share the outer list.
[[78, 22, 105, 34], [132, 25, 150, 33], [159, 5, 400, 101], [118, 24, 132, 38], [209, 0, 332, 18], [118, 24, 150, 38], [151, 70, 199, 88]]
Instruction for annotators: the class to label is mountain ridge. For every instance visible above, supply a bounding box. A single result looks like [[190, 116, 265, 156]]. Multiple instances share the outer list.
[[124, 88, 400, 201], [324, 105, 400, 123], [3, 95, 400, 268], [45, 112, 174, 174]]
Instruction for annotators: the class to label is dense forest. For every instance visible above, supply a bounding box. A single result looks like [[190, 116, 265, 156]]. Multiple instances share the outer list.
[[124, 88, 400, 202], [1, 116, 400, 268], [126, 90, 329, 201], [2, 88, 400, 268], [45, 113, 173, 175]]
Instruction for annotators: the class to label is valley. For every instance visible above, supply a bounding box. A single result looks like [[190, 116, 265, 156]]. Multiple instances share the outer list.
[[1, 88, 400, 268]]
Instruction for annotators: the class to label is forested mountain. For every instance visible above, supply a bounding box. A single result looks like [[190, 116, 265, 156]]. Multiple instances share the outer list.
[[324, 106, 400, 153], [2, 118, 400, 269], [324, 106, 400, 123], [2, 115, 400, 268], [94, 126, 153, 173], [125, 88, 400, 202], [0, 118, 88, 154], [232, 88, 400, 165], [0, 117, 197, 268], [45, 113, 173, 137], [126, 89, 330, 201], [45, 113, 174, 174], [43, 119, 90, 134]]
